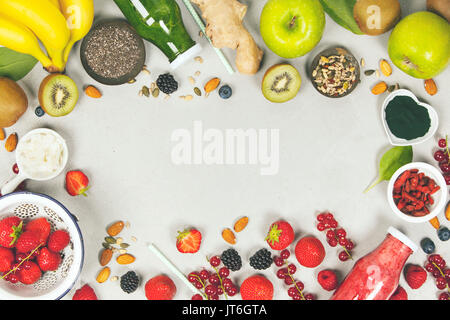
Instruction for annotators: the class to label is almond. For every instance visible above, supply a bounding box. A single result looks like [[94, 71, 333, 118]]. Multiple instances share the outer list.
[[5, 133, 18, 152], [100, 248, 113, 266], [204, 77, 220, 93], [107, 221, 124, 236], [116, 253, 135, 265], [233, 216, 249, 233], [371, 81, 387, 95], [85, 85, 102, 98], [429, 216, 440, 229], [379, 59, 392, 77], [445, 201, 450, 221], [424, 79, 437, 96], [222, 228, 236, 244], [0, 128, 5, 141], [96, 267, 110, 283]]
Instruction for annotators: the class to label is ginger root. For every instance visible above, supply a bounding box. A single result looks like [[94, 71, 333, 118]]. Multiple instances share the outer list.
[[191, 0, 263, 74]]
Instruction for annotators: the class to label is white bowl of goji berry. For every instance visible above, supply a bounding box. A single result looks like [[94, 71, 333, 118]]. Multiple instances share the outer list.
[[387, 162, 447, 223]]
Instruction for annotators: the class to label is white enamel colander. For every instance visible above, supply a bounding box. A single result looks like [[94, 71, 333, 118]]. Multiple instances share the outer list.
[[0, 192, 84, 300]]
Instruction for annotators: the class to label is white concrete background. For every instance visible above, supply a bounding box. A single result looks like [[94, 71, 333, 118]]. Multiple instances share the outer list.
[[0, 0, 448, 300]]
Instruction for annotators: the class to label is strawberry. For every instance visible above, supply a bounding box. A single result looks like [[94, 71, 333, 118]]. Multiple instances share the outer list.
[[176, 228, 202, 254], [265, 220, 294, 250], [15, 230, 40, 254], [37, 247, 61, 271], [389, 286, 408, 300], [0, 247, 14, 272], [16, 261, 41, 285], [240, 275, 274, 300], [145, 275, 177, 300], [25, 217, 51, 245], [47, 230, 70, 252], [72, 284, 98, 300], [0, 216, 22, 248], [65, 170, 90, 196], [295, 236, 325, 268], [405, 264, 427, 289], [317, 270, 338, 291]]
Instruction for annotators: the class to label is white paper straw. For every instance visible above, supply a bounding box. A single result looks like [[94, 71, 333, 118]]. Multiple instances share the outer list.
[[181, 0, 235, 75], [148, 243, 204, 296]]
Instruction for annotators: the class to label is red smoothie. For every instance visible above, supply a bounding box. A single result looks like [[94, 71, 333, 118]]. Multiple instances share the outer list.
[[331, 227, 417, 300]]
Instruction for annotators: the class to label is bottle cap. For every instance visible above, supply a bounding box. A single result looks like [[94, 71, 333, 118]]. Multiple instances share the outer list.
[[170, 43, 202, 70], [388, 227, 418, 252]]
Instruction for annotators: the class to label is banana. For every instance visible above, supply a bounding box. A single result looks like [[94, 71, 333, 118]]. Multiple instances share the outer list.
[[49, 0, 61, 10], [0, 14, 57, 72], [0, 0, 70, 71], [59, 0, 94, 63]]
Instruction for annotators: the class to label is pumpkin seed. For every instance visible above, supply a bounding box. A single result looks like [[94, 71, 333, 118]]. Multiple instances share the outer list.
[[120, 243, 130, 248], [152, 88, 160, 97], [105, 236, 116, 244], [102, 242, 111, 249], [142, 86, 150, 97], [194, 87, 202, 96], [364, 69, 375, 76]]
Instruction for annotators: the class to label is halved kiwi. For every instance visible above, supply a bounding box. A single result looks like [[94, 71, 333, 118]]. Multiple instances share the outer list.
[[262, 64, 301, 103], [38, 74, 79, 117]]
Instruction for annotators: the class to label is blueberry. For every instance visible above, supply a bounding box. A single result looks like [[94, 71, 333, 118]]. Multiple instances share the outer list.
[[437, 227, 450, 241], [420, 237, 435, 254], [35, 106, 45, 117], [219, 85, 232, 99]]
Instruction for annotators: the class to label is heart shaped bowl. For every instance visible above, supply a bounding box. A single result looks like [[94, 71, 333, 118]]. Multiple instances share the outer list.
[[381, 89, 439, 146], [0, 192, 84, 300], [387, 162, 447, 224]]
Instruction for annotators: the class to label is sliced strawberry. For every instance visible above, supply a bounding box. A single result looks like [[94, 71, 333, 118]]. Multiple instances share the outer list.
[[176, 229, 202, 254], [25, 217, 51, 245], [65, 170, 90, 196]]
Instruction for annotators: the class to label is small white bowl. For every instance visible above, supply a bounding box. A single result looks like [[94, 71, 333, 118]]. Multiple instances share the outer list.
[[381, 89, 438, 146], [387, 162, 447, 223]]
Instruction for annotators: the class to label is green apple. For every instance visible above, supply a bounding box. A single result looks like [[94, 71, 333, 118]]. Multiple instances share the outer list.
[[388, 11, 450, 79], [260, 0, 325, 59]]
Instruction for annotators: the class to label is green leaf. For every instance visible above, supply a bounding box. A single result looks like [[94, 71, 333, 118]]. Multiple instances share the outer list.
[[365, 146, 413, 193], [319, 0, 364, 35], [0, 47, 38, 81]]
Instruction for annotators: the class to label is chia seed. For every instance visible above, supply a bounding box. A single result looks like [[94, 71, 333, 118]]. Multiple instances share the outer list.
[[83, 24, 142, 80]]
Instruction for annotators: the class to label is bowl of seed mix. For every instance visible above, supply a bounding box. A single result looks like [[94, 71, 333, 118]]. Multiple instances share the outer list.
[[80, 19, 146, 85], [310, 47, 360, 98]]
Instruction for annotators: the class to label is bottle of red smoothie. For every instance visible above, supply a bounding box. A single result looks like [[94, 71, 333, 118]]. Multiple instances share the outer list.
[[331, 227, 417, 300]]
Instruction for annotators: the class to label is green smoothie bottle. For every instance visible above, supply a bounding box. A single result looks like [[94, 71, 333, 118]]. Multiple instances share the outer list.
[[114, 0, 201, 68]]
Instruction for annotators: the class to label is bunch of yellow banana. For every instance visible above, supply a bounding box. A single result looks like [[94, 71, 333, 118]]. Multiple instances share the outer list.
[[0, 0, 94, 73]]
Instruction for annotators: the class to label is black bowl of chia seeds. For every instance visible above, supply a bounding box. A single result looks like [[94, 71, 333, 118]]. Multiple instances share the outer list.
[[80, 19, 146, 85], [310, 47, 360, 98]]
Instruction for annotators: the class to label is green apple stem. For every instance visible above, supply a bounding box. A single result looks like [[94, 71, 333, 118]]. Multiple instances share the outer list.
[[289, 16, 297, 29]]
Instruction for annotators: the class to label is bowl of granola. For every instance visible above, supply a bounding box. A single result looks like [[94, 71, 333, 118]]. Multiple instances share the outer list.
[[310, 47, 360, 98]]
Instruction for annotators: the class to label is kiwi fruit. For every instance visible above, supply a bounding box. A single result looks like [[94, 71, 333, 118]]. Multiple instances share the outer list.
[[38, 74, 79, 117], [0, 77, 28, 128], [262, 64, 301, 103], [427, 0, 450, 22], [353, 0, 401, 36]]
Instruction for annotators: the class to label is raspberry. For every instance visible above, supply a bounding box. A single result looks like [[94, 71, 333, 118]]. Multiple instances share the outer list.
[[405, 265, 427, 289], [317, 270, 338, 291], [389, 286, 408, 300]]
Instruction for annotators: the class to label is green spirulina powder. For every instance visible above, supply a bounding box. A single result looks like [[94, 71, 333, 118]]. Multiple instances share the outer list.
[[385, 95, 431, 140]]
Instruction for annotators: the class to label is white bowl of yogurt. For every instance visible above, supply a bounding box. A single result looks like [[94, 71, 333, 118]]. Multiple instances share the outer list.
[[1, 128, 68, 195]]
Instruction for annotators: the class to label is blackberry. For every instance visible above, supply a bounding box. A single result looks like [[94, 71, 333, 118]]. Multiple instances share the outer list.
[[120, 271, 140, 294], [156, 73, 178, 94], [249, 248, 272, 270], [221, 248, 242, 271]]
